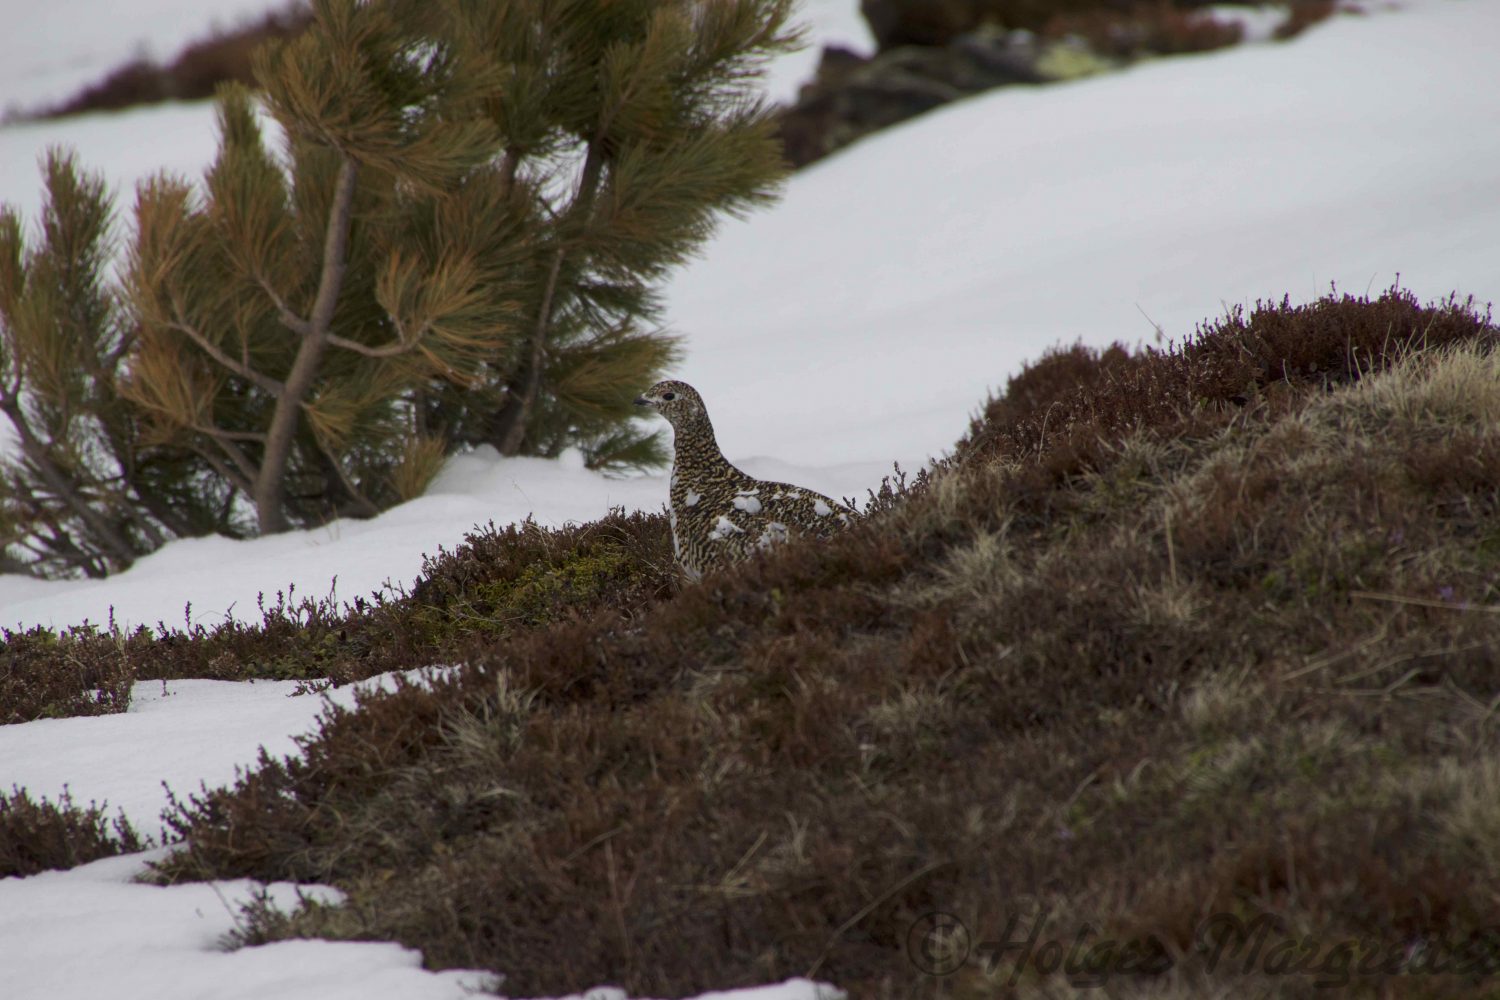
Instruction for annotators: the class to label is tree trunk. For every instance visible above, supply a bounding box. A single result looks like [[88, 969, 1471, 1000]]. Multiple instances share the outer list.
[[252, 155, 359, 534], [494, 141, 608, 456]]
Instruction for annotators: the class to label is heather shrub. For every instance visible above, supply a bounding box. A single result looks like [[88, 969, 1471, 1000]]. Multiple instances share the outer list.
[[140, 289, 1499, 997], [0, 788, 145, 877], [27, 3, 312, 120], [0, 623, 135, 723], [0, 508, 674, 724]]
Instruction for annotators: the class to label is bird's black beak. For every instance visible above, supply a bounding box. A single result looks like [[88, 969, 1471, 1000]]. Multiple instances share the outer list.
[[634, 396, 651, 407]]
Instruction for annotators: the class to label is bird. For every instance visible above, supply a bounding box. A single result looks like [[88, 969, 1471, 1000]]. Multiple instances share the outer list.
[[634, 379, 855, 581]]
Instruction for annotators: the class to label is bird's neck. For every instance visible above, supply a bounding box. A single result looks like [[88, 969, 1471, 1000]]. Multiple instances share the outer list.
[[671, 412, 735, 478]]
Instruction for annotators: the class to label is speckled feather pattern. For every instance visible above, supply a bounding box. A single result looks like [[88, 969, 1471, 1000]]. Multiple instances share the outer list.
[[635, 380, 854, 581]]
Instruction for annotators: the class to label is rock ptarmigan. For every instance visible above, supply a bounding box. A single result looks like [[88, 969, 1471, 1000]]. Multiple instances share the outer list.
[[634, 380, 855, 581]]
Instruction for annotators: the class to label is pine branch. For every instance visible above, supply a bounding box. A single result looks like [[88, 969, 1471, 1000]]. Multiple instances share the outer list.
[[36, 515, 107, 579], [0, 398, 138, 570], [496, 138, 607, 455], [166, 317, 286, 396], [314, 438, 379, 519], [253, 274, 314, 337], [194, 421, 261, 485], [191, 441, 255, 499], [327, 326, 422, 358], [0, 553, 41, 577]]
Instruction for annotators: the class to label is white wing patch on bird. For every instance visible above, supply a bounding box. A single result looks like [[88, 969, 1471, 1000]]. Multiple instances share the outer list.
[[757, 521, 790, 549], [709, 514, 746, 541], [685, 489, 701, 507], [733, 491, 763, 515], [813, 498, 833, 517]]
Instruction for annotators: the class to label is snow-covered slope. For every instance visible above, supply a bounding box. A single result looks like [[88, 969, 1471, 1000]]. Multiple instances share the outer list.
[[1, 3, 1498, 999]]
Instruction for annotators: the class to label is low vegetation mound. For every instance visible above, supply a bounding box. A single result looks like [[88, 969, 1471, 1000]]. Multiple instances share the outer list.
[[0, 510, 675, 724], [0, 788, 144, 878], [8, 286, 1479, 997], [10, 3, 312, 121]]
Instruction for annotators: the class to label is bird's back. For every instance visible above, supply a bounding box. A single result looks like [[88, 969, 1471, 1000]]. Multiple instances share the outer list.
[[670, 462, 853, 580]]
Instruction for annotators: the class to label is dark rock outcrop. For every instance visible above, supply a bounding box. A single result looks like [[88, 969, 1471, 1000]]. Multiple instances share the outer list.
[[776, 0, 1256, 169], [777, 27, 1054, 168]]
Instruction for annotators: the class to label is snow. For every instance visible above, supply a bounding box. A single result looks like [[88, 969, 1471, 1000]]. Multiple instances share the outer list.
[[0, 674, 413, 841], [2, 1, 1498, 999], [0, 849, 501, 1000], [666, 0, 1500, 468]]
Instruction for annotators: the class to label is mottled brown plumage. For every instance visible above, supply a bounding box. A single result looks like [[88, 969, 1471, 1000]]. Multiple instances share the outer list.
[[635, 380, 854, 580]]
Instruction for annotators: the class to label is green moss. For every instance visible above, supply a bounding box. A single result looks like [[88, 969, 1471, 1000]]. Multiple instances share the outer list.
[[1036, 40, 1115, 81], [412, 542, 640, 643]]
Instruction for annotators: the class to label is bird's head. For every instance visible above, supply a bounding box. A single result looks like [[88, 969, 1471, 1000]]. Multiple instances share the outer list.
[[634, 379, 706, 427]]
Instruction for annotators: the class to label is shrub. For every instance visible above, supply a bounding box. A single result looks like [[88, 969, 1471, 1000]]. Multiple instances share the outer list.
[[0, 508, 674, 724], [0, 622, 135, 724], [140, 289, 1499, 997], [0, 788, 145, 878], [25, 3, 313, 120], [3, 0, 798, 570], [1045, 1, 1245, 59]]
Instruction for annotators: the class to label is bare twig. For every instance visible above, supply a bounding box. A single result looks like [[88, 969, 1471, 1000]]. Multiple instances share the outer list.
[[806, 861, 950, 978], [253, 274, 313, 337], [1351, 590, 1500, 615], [327, 326, 422, 359]]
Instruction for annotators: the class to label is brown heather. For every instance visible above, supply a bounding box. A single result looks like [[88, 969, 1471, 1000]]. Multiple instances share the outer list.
[[0, 787, 144, 877], [19, 3, 312, 121], [5, 286, 1499, 998], [1042, 2, 1245, 60]]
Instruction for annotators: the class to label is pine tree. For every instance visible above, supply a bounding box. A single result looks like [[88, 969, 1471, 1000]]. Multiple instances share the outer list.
[[1, 0, 801, 570], [124, 0, 533, 535]]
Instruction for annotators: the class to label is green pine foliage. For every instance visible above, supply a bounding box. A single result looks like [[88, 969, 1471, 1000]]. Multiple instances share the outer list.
[[0, 0, 799, 571], [427, 0, 801, 466], [0, 152, 225, 577]]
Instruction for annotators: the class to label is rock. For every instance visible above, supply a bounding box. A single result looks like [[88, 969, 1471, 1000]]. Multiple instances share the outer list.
[[861, 0, 987, 51], [775, 28, 1049, 168]]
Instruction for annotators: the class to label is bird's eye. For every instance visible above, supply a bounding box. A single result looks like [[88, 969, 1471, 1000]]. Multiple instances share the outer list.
[[662, 392, 676, 401]]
